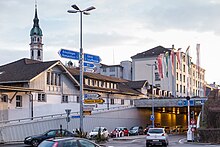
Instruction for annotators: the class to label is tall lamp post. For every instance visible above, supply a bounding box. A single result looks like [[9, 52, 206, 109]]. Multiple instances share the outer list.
[[147, 63, 157, 128], [68, 4, 96, 132]]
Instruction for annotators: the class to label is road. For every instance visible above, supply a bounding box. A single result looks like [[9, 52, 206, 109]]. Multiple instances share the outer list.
[[1, 134, 220, 147]]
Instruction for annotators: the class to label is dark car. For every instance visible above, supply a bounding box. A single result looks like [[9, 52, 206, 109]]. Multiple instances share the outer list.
[[24, 129, 74, 147], [144, 125, 153, 134], [38, 137, 101, 147], [129, 126, 144, 135], [110, 127, 129, 137]]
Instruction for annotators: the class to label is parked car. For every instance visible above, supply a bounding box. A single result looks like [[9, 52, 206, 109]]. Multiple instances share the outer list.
[[144, 125, 153, 134], [89, 127, 109, 139], [24, 129, 74, 147], [110, 127, 129, 137], [38, 137, 101, 147], [162, 126, 171, 134], [129, 126, 144, 136], [146, 128, 169, 147]]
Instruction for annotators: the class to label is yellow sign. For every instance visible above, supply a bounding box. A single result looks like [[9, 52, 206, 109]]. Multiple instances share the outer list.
[[84, 99, 104, 104], [83, 111, 91, 115]]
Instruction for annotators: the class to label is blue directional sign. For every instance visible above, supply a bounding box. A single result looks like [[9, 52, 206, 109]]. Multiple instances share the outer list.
[[59, 49, 101, 63], [177, 100, 183, 106], [84, 53, 101, 63], [58, 49, 79, 60], [71, 115, 80, 118], [84, 62, 95, 68], [183, 100, 195, 106]]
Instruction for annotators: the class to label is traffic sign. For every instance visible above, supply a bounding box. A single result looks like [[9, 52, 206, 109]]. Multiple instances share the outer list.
[[58, 49, 79, 60], [150, 115, 154, 121], [177, 100, 183, 106], [84, 53, 101, 63], [84, 62, 95, 68], [83, 111, 91, 115], [84, 99, 104, 104], [183, 100, 195, 106], [71, 115, 80, 118], [84, 93, 101, 99]]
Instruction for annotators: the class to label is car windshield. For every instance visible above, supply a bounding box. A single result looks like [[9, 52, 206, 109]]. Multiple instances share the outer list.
[[92, 127, 102, 132], [131, 127, 138, 130], [149, 129, 163, 133], [38, 140, 55, 147]]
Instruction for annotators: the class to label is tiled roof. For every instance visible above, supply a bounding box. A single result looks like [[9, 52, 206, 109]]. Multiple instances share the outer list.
[[126, 80, 148, 89], [67, 67, 128, 83], [131, 46, 171, 59], [67, 67, 142, 96], [0, 58, 58, 83]]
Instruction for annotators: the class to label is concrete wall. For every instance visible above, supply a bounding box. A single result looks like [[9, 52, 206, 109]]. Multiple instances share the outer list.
[[0, 107, 144, 143]]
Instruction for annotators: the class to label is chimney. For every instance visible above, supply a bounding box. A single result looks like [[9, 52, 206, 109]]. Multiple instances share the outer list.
[[172, 44, 174, 49]]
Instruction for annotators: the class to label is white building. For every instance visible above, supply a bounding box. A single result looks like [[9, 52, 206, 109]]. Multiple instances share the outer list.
[[97, 61, 132, 80], [131, 45, 206, 97]]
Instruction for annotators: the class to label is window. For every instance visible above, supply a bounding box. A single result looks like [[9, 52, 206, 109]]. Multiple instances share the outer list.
[[62, 95, 68, 103], [31, 50, 34, 57], [1, 95, 8, 102], [176, 84, 179, 92], [110, 99, 114, 104], [180, 85, 182, 93], [130, 100, 133, 105], [180, 74, 182, 81], [176, 72, 178, 80], [110, 67, 115, 72], [183, 65, 185, 72], [103, 67, 106, 72], [16, 95, 22, 107], [183, 75, 185, 82], [155, 72, 160, 81], [183, 86, 185, 93], [77, 96, 79, 103], [47, 72, 51, 85], [176, 62, 179, 69], [37, 50, 40, 57], [121, 99, 124, 105], [38, 93, 46, 102]]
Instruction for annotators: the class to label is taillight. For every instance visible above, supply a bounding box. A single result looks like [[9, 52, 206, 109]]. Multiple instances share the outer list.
[[147, 134, 150, 136], [53, 142, 58, 147]]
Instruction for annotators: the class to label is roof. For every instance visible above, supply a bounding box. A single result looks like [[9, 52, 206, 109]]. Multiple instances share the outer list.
[[67, 67, 127, 83], [131, 46, 171, 59], [100, 63, 123, 68], [0, 58, 58, 83], [0, 85, 42, 92], [126, 80, 148, 89]]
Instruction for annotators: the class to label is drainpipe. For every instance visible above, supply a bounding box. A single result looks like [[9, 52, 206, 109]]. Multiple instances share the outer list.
[[29, 93, 33, 120]]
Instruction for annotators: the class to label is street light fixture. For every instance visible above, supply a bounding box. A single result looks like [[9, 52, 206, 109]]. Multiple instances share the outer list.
[[146, 63, 157, 128], [68, 4, 96, 132]]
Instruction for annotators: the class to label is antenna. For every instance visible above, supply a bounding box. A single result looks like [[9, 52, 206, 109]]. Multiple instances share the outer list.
[[35, 0, 37, 9], [113, 48, 115, 64]]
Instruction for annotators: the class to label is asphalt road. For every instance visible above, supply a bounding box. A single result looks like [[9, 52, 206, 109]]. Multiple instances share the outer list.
[[1, 134, 220, 147]]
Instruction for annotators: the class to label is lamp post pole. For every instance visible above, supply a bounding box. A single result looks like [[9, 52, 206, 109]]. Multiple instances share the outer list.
[[68, 4, 96, 132], [147, 63, 156, 128]]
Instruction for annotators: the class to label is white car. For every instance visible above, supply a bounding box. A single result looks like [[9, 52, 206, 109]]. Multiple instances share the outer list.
[[89, 127, 109, 139], [146, 128, 169, 147]]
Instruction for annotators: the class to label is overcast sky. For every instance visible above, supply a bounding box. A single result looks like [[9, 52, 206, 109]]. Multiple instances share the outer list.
[[0, 0, 220, 84]]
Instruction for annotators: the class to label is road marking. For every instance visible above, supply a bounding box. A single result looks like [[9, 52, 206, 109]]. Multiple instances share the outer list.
[[179, 138, 186, 144]]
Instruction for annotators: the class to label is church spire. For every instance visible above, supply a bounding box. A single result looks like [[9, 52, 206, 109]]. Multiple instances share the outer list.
[[30, 0, 43, 61]]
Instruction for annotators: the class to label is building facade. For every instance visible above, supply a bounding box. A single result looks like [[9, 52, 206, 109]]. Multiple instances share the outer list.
[[131, 45, 206, 97]]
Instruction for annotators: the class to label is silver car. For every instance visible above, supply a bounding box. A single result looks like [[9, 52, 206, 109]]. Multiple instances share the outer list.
[[146, 128, 169, 147]]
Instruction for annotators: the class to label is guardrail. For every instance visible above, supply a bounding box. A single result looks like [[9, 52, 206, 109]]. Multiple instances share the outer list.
[[0, 105, 134, 125]]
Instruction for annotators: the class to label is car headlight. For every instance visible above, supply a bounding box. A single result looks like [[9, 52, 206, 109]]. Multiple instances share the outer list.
[[25, 137, 32, 140]]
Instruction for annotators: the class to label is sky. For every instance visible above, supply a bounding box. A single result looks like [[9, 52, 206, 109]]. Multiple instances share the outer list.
[[0, 0, 220, 84]]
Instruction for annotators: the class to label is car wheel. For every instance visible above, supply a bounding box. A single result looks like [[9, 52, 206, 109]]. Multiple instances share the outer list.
[[146, 143, 150, 147], [31, 139, 39, 147]]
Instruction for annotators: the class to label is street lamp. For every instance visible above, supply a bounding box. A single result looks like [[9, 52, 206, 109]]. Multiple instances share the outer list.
[[146, 63, 157, 128], [68, 4, 96, 132]]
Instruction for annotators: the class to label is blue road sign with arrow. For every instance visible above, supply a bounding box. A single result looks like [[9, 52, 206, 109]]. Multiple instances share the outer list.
[[84, 62, 95, 68], [58, 49, 101, 63], [84, 53, 101, 63], [58, 49, 79, 60]]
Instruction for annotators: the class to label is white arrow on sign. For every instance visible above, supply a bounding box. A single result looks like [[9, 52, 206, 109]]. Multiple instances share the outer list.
[[84, 93, 101, 99]]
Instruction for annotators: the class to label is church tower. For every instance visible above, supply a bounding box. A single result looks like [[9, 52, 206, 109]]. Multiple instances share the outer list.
[[30, 2, 43, 61]]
